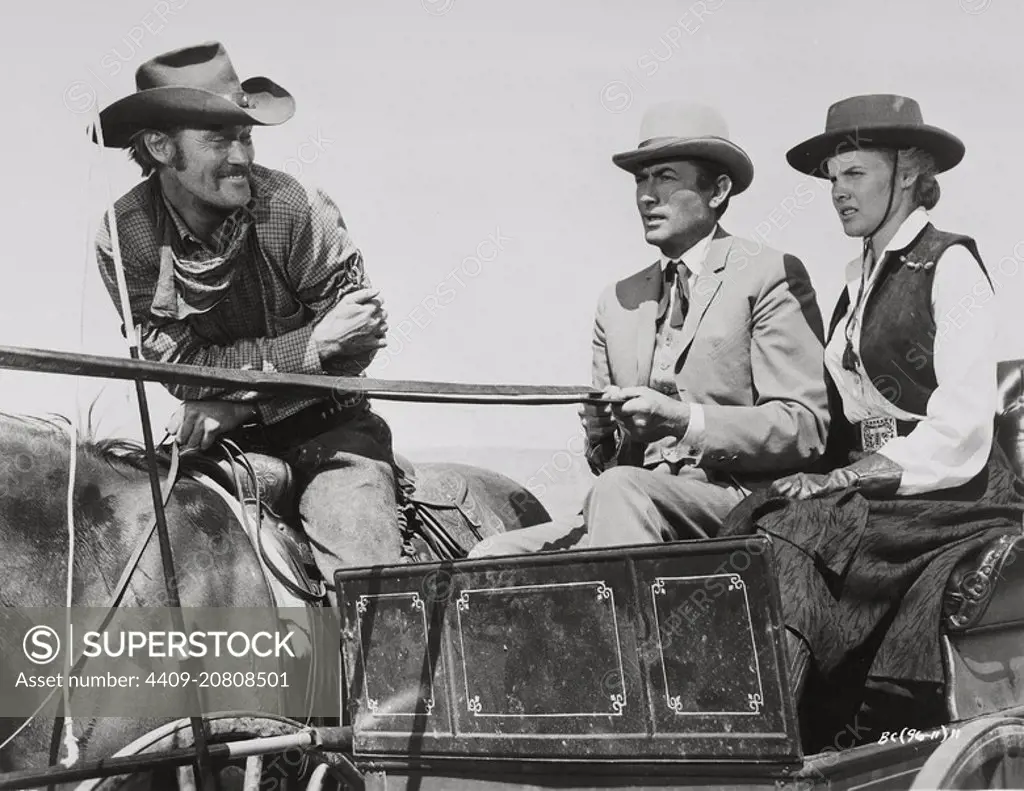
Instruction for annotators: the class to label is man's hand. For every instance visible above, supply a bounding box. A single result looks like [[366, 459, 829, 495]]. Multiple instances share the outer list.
[[606, 386, 690, 444], [578, 400, 617, 447], [312, 287, 388, 363], [167, 401, 257, 453]]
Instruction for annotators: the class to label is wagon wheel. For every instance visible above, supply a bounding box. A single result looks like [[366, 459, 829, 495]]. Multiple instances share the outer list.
[[71, 713, 350, 791], [910, 716, 1024, 789]]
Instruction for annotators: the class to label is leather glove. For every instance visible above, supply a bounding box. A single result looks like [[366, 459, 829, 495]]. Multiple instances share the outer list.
[[843, 452, 904, 496], [770, 453, 903, 501]]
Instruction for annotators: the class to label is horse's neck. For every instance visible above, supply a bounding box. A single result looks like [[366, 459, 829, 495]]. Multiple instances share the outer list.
[[0, 416, 162, 607]]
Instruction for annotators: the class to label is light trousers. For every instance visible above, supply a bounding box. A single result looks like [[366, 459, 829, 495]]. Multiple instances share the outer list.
[[468, 464, 749, 557]]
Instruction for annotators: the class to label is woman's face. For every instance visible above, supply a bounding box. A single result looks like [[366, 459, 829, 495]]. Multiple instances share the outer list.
[[826, 149, 899, 238]]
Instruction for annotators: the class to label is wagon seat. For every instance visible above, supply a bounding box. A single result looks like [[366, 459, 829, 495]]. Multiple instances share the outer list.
[[941, 358, 1024, 720]]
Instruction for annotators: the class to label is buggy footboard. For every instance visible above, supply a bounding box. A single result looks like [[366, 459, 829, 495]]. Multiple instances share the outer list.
[[334, 538, 805, 788]]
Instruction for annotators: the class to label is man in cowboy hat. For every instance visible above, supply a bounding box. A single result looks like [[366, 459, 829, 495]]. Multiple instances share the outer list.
[[93, 42, 403, 576], [471, 102, 830, 556]]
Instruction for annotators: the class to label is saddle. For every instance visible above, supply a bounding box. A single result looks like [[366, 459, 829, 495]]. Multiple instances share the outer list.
[[391, 455, 507, 562], [183, 447, 328, 604], [181, 446, 506, 600]]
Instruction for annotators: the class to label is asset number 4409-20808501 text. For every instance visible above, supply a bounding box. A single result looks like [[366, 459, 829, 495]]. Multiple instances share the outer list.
[[145, 671, 290, 688]]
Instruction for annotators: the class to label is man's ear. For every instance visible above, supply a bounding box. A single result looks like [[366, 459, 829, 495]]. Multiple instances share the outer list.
[[142, 130, 177, 167], [709, 174, 733, 208]]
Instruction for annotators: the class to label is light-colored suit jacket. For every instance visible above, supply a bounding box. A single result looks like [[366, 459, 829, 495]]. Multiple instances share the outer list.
[[588, 226, 830, 487]]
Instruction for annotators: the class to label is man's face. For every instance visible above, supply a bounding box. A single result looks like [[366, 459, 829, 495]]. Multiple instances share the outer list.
[[827, 149, 897, 239], [634, 159, 716, 254], [163, 125, 255, 213]]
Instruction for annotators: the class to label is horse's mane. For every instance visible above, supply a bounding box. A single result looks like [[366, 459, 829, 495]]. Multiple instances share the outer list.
[[0, 408, 169, 475], [89, 434, 170, 468], [0, 410, 72, 435]]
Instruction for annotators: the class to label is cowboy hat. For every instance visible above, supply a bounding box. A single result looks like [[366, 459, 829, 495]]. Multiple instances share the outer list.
[[786, 94, 964, 177], [96, 41, 295, 148], [611, 102, 754, 195]]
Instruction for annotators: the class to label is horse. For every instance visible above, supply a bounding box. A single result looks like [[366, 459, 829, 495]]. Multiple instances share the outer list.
[[0, 410, 551, 785]]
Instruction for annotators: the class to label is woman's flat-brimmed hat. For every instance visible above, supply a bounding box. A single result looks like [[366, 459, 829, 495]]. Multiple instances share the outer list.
[[97, 41, 295, 148], [612, 103, 754, 195], [786, 94, 964, 177]]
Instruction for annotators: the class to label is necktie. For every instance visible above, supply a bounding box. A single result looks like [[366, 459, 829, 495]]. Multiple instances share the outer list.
[[667, 260, 690, 330]]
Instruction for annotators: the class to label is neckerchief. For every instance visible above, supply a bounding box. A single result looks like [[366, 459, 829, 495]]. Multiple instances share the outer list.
[[149, 178, 257, 320]]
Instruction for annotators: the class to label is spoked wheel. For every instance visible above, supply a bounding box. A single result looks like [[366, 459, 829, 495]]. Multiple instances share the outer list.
[[911, 716, 1024, 789], [71, 713, 354, 791]]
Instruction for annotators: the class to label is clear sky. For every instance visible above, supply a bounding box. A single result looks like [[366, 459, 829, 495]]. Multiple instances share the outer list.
[[0, 0, 1019, 456]]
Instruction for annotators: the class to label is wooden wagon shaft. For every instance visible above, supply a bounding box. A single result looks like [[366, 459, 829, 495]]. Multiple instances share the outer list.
[[0, 741, 284, 789], [0, 345, 609, 405], [0, 726, 355, 789]]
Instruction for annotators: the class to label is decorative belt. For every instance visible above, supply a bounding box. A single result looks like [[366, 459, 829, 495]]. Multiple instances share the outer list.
[[225, 395, 367, 453], [852, 415, 917, 453]]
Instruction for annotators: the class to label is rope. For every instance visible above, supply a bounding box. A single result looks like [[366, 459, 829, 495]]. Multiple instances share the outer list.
[[59, 420, 79, 767], [51, 115, 113, 769], [52, 111, 117, 769]]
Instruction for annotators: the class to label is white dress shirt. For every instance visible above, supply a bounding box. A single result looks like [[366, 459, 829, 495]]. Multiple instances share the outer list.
[[656, 228, 714, 461], [824, 207, 997, 495]]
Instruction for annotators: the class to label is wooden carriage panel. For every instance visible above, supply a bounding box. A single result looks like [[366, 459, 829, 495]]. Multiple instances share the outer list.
[[944, 628, 1024, 721], [335, 538, 801, 764]]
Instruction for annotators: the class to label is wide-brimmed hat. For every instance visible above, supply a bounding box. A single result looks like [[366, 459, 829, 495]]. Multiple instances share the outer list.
[[786, 94, 964, 177], [612, 103, 754, 195], [97, 41, 295, 148]]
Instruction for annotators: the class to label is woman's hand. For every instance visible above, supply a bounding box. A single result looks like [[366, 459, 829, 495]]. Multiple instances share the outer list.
[[770, 470, 857, 500], [844, 452, 904, 495], [770, 453, 904, 500]]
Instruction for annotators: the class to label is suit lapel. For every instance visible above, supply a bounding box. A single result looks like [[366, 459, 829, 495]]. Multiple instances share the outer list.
[[633, 262, 661, 386], [675, 232, 731, 359]]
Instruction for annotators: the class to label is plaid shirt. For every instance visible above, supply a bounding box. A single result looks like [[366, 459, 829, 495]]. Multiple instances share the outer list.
[[95, 165, 372, 425]]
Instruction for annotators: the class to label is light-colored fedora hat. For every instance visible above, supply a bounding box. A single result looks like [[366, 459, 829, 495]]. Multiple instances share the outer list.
[[97, 41, 295, 148], [612, 102, 754, 195], [786, 94, 964, 177]]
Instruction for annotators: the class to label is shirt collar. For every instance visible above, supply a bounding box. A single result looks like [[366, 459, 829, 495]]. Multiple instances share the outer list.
[[660, 225, 717, 277], [875, 206, 930, 262], [159, 190, 201, 247]]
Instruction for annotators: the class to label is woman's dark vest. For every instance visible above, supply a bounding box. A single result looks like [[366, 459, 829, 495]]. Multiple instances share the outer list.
[[824, 222, 991, 465]]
